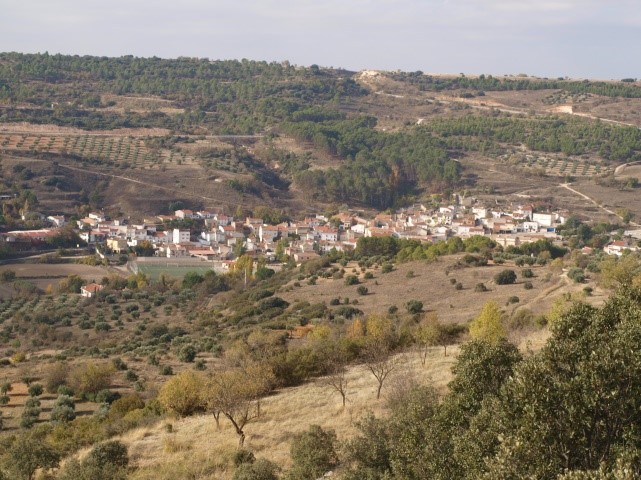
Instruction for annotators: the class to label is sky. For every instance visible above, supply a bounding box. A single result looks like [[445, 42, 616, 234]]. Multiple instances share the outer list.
[[1, 0, 640, 79]]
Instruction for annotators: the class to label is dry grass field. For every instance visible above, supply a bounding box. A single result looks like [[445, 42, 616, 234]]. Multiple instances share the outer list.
[[114, 346, 461, 480], [281, 255, 600, 325]]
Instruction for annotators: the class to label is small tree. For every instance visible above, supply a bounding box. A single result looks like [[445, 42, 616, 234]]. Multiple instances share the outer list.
[[494, 269, 517, 285], [469, 300, 506, 343], [2, 427, 60, 480], [207, 364, 274, 446], [415, 312, 445, 364], [363, 316, 399, 399]]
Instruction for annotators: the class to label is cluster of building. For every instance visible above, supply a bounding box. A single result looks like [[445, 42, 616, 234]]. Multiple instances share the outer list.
[[3, 196, 639, 265]]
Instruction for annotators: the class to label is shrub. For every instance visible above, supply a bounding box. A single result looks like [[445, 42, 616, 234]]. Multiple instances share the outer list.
[[449, 278, 457, 285], [125, 370, 138, 382], [381, 263, 393, 274], [507, 296, 520, 304], [455, 282, 463, 290], [288, 425, 338, 479], [112, 358, 128, 371], [109, 394, 144, 418], [44, 362, 69, 393], [345, 275, 359, 286], [364, 272, 374, 279], [233, 459, 279, 480], [406, 270, 415, 279], [178, 344, 197, 363], [28, 383, 44, 397], [234, 448, 256, 467], [95, 389, 121, 404], [388, 305, 398, 315], [568, 267, 586, 283], [157, 371, 207, 417], [88, 440, 129, 468], [329, 298, 341, 306], [356, 286, 369, 296], [494, 269, 517, 285], [474, 283, 488, 292], [160, 365, 174, 376], [51, 395, 76, 423], [522, 268, 534, 278], [524, 281, 534, 290], [57, 385, 74, 396], [406, 300, 424, 314], [0, 395, 9, 405], [69, 362, 116, 397]]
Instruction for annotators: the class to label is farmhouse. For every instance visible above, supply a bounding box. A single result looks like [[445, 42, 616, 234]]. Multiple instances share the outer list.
[[81, 283, 104, 298]]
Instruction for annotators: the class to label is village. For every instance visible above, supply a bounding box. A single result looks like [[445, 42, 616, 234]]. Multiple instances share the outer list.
[[3, 193, 638, 278]]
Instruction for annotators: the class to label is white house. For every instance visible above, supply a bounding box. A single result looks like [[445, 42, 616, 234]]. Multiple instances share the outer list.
[[172, 229, 191, 244], [81, 283, 104, 298]]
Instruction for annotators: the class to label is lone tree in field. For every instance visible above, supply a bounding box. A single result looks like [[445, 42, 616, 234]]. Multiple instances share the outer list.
[[494, 269, 517, 285], [364, 315, 399, 399], [415, 312, 448, 363], [468, 300, 506, 343], [207, 363, 274, 447], [320, 345, 351, 408]]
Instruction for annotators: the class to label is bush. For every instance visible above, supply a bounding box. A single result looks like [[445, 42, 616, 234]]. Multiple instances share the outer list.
[[567, 267, 586, 283], [494, 269, 517, 285], [345, 275, 359, 286], [234, 448, 256, 467], [356, 286, 369, 296], [507, 296, 520, 304], [28, 383, 44, 397], [522, 268, 534, 278], [125, 370, 138, 382], [388, 305, 398, 315], [474, 283, 488, 292], [51, 395, 76, 423], [88, 440, 129, 468], [158, 371, 207, 417], [178, 344, 197, 363], [524, 281, 534, 290], [406, 300, 423, 314], [69, 362, 116, 397], [288, 425, 338, 480], [160, 365, 174, 376], [455, 282, 463, 290], [0, 270, 16, 282], [109, 394, 144, 418], [233, 458, 279, 480], [57, 385, 74, 396], [364, 272, 374, 279], [112, 358, 128, 371], [44, 362, 69, 393], [0, 395, 9, 405], [381, 263, 393, 274], [95, 389, 121, 404]]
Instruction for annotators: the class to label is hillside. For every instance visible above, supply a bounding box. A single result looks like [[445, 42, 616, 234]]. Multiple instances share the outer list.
[[2, 54, 641, 219]]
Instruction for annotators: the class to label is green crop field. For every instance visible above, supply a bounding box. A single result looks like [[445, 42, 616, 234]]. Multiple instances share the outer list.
[[135, 264, 215, 281]]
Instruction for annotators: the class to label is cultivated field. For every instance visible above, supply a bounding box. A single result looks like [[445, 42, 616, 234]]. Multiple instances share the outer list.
[[0, 263, 109, 298]]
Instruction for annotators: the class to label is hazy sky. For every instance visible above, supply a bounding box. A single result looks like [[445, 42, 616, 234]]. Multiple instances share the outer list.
[[2, 0, 639, 79]]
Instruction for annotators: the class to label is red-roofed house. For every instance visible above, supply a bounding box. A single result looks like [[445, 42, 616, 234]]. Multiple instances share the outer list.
[[81, 283, 104, 298]]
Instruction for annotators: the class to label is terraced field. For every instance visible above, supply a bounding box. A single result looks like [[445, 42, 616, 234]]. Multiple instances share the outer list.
[[501, 153, 613, 177], [0, 133, 192, 167]]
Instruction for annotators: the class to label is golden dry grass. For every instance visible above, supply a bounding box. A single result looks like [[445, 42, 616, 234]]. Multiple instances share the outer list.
[[118, 346, 460, 479]]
